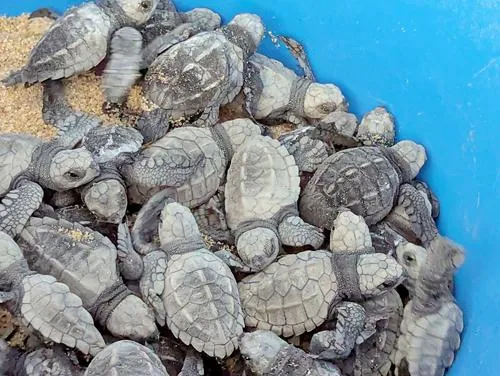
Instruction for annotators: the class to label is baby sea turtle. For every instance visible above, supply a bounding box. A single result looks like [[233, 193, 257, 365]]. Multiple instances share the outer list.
[[392, 236, 465, 376], [139, 202, 244, 358], [17, 217, 158, 342], [2, 0, 158, 86], [238, 248, 404, 337], [140, 0, 182, 45], [0, 339, 82, 376], [356, 107, 396, 147], [84, 340, 168, 376], [244, 53, 346, 125], [300, 141, 427, 229], [225, 135, 324, 271], [240, 330, 342, 376], [121, 118, 262, 248], [143, 13, 265, 127], [0, 131, 99, 237], [0, 231, 105, 356]]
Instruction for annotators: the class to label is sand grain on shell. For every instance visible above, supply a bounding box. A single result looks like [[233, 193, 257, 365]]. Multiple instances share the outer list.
[[0, 15, 146, 139]]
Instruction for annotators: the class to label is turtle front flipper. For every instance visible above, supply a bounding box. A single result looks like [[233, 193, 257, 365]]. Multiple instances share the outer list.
[[117, 221, 144, 281], [280, 132, 329, 173], [139, 251, 168, 326], [42, 81, 102, 148], [310, 302, 368, 361], [278, 215, 325, 249], [0, 181, 43, 238]]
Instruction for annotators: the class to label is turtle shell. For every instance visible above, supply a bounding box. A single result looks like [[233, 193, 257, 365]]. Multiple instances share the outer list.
[[225, 135, 299, 229], [238, 250, 337, 337], [300, 147, 403, 229], [144, 30, 244, 115], [0, 134, 41, 196], [17, 217, 119, 306], [163, 249, 244, 359]]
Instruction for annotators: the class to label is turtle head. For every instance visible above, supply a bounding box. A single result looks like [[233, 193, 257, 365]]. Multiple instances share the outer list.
[[391, 140, 427, 180], [239, 330, 287, 374], [236, 228, 280, 271], [83, 179, 127, 224], [396, 242, 428, 293], [303, 83, 347, 119], [357, 253, 405, 297], [49, 148, 99, 192], [229, 14, 265, 49], [113, 0, 158, 25]]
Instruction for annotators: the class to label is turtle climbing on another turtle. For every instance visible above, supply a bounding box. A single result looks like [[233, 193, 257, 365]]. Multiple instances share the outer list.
[[0, 231, 105, 356], [225, 135, 325, 271], [84, 340, 168, 376], [17, 217, 158, 342], [240, 330, 343, 376], [138, 201, 244, 359], [392, 236, 465, 376], [143, 13, 265, 127], [243, 53, 347, 126], [2, 0, 158, 86], [300, 140, 427, 229]]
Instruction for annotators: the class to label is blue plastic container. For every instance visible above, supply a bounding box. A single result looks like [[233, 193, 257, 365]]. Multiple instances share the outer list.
[[2, 1, 499, 374]]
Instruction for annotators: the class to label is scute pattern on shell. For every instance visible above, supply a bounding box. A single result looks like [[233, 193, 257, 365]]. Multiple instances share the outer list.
[[225, 135, 299, 228], [238, 250, 336, 337], [164, 249, 244, 358], [300, 147, 402, 229]]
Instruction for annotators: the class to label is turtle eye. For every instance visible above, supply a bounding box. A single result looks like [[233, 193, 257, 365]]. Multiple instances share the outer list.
[[64, 170, 83, 180], [140, 0, 151, 11], [319, 103, 335, 114], [403, 252, 415, 265]]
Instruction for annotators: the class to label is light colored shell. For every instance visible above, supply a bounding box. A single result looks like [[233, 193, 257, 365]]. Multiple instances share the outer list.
[[144, 30, 244, 116], [248, 53, 298, 119], [21, 346, 80, 376], [0, 134, 41, 196], [164, 249, 244, 358], [225, 135, 299, 228], [20, 274, 105, 356], [84, 340, 168, 376], [0, 230, 24, 269], [238, 250, 336, 337], [126, 127, 225, 207], [393, 301, 463, 376], [330, 210, 372, 252]]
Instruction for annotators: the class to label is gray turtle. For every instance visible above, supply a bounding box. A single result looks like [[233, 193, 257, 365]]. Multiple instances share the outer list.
[[139, 202, 244, 358], [2, 0, 158, 86], [240, 330, 342, 376], [300, 140, 427, 229], [356, 107, 396, 147], [225, 135, 324, 271], [0, 130, 99, 237], [84, 340, 168, 376], [243, 53, 346, 125], [0, 231, 105, 356], [392, 236, 465, 376], [17, 217, 158, 341], [0, 339, 82, 376], [122, 119, 262, 253], [238, 248, 404, 337], [143, 13, 265, 127]]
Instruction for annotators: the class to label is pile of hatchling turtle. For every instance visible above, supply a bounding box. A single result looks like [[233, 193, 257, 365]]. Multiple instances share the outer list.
[[0, 0, 466, 375]]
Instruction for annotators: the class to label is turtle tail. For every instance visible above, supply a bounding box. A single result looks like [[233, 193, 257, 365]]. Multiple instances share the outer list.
[[1, 69, 24, 87]]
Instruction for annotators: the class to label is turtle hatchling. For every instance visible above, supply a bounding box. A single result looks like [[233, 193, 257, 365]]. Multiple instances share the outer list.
[[0, 131, 99, 238], [392, 236, 465, 376], [243, 53, 346, 125], [2, 0, 158, 86], [0, 231, 105, 356], [143, 13, 265, 126], [300, 140, 427, 229], [139, 202, 244, 359], [240, 330, 342, 376], [238, 248, 404, 337], [84, 340, 168, 376], [17, 217, 158, 341], [356, 107, 396, 147]]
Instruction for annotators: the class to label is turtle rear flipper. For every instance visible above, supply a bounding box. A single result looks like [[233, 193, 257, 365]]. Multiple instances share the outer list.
[[139, 251, 168, 326], [0, 181, 43, 238], [20, 274, 105, 356], [117, 221, 144, 281]]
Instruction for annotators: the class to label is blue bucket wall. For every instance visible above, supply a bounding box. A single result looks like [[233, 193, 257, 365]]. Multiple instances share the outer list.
[[2, 1, 499, 374]]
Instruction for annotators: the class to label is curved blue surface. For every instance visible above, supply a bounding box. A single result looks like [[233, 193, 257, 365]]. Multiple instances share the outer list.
[[2, 1, 499, 374]]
